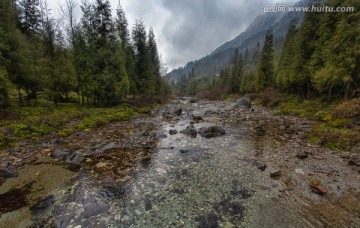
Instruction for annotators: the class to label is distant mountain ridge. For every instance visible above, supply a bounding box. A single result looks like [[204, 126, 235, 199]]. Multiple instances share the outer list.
[[166, 0, 310, 83]]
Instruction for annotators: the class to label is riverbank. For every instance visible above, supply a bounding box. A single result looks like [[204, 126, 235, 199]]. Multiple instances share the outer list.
[[0, 98, 359, 227]]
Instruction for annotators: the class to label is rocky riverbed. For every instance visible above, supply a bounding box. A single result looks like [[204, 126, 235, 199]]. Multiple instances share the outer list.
[[0, 98, 359, 227]]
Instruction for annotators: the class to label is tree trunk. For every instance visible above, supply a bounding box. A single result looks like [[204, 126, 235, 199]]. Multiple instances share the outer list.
[[328, 85, 333, 102], [307, 83, 310, 100], [82, 93, 85, 106], [65, 91, 69, 102], [77, 91, 80, 104], [344, 83, 350, 101], [54, 87, 58, 108], [26, 89, 30, 105], [18, 88, 23, 104]]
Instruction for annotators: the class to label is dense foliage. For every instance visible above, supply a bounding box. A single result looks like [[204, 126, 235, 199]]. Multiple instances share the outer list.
[[0, 0, 171, 108], [174, 0, 359, 101]]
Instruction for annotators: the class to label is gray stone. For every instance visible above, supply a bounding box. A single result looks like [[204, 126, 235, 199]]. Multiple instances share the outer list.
[[230, 97, 251, 110], [101, 143, 118, 152], [192, 115, 204, 123], [198, 126, 226, 138], [189, 98, 199, 103], [157, 133, 168, 139], [270, 170, 282, 178], [180, 124, 197, 138], [169, 129, 178, 135], [0, 166, 18, 178], [83, 202, 109, 218], [51, 149, 69, 159], [64, 152, 85, 164], [173, 109, 182, 116]]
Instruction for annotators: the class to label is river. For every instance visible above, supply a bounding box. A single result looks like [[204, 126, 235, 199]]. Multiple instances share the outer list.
[[0, 98, 359, 227]]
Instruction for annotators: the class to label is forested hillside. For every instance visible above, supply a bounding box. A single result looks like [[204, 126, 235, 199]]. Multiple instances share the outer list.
[[174, 0, 359, 101], [0, 0, 171, 108], [166, 0, 309, 85]]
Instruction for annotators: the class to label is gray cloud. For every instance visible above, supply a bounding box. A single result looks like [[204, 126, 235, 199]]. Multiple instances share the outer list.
[[121, 0, 297, 70], [49, 0, 298, 69]]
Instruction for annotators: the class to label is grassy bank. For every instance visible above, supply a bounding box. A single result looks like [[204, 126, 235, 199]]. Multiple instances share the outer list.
[[253, 90, 360, 151], [0, 102, 140, 150]]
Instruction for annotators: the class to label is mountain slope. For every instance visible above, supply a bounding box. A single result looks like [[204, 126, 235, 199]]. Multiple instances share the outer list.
[[167, 0, 310, 83]]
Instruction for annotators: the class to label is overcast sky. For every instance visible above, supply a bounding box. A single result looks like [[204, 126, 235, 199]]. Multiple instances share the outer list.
[[48, 0, 298, 70]]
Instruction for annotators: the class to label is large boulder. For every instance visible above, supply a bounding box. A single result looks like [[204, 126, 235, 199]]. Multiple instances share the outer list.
[[198, 126, 226, 138], [180, 124, 197, 138], [230, 97, 251, 110], [173, 108, 182, 116]]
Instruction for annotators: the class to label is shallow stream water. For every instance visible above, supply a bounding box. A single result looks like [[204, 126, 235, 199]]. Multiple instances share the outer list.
[[1, 98, 359, 227]]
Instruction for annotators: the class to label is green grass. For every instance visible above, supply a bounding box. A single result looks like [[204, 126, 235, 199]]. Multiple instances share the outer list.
[[0, 103, 136, 150]]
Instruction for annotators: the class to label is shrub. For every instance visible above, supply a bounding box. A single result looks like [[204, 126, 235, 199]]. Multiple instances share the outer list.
[[314, 111, 333, 122], [333, 98, 360, 119], [259, 88, 280, 107]]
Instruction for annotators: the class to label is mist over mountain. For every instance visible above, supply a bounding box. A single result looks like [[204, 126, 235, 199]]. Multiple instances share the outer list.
[[166, 0, 310, 82]]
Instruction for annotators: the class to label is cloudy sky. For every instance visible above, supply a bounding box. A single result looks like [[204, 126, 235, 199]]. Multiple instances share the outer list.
[[49, 0, 298, 70]]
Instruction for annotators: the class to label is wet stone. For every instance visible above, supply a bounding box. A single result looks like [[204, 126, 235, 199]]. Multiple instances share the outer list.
[[296, 153, 308, 159], [0, 165, 18, 178], [157, 133, 168, 139], [30, 195, 54, 216], [189, 98, 199, 103], [50, 149, 69, 159], [348, 157, 360, 166], [198, 126, 226, 138], [192, 115, 204, 123], [0, 182, 33, 213], [270, 170, 282, 179], [64, 152, 85, 164], [83, 202, 110, 218], [256, 162, 267, 171], [173, 108, 182, 116], [101, 143, 119, 152], [144, 198, 152, 211], [181, 124, 197, 138], [169, 129, 178, 135]]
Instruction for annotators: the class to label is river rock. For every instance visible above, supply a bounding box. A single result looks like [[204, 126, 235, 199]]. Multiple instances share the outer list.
[[173, 109, 182, 116], [189, 98, 199, 103], [229, 97, 251, 110], [64, 152, 85, 164], [256, 162, 267, 171], [157, 133, 168, 139], [270, 170, 281, 178], [181, 124, 197, 138], [192, 115, 204, 123], [0, 166, 18, 178], [51, 149, 69, 159], [101, 143, 119, 152], [144, 198, 152, 211], [169, 129, 178, 135], [198, 126, 226, 138], [83, 202, 110, 218], [348, 157, 360, 166]]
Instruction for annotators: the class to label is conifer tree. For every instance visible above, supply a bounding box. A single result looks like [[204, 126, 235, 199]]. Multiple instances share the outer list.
[[255, 28, 274, 91]]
